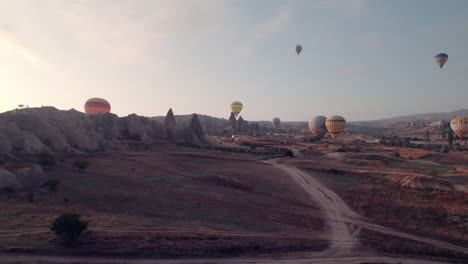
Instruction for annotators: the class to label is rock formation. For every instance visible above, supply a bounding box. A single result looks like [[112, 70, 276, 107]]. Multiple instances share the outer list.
[[0, 107, 165, 156], [0, 168, 21, 190], [250, 122, 261, 136], [15, 165, 47, 189], [164, 108, 177, 141], [184, 114, 207, 145], [227, 112, 237, 132], [237, 116, 245, 132], [243, 120, 250, 132]]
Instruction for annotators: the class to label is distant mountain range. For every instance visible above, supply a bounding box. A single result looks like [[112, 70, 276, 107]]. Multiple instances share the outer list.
[[351, 109, 468, 128]]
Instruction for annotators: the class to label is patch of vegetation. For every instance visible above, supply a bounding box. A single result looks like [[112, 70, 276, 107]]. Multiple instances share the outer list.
[[73, 160, 89, 172], [43, 178, 61, 191], [49, 212, 88, 246], [390, 151, 400, 158], [303, 136, 321, 142], [37, 151, 56, 167], [26, 192, 35, 203], [176, 143, 278, 156]]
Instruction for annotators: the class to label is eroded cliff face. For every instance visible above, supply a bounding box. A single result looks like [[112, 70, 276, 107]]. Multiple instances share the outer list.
[[0, 107, 214, 157], [0, 107, 167, 156], [164, 108, 177, 141]]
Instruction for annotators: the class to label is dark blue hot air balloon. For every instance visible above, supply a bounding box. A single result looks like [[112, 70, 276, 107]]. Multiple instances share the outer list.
[[434, 53, 448, 69]]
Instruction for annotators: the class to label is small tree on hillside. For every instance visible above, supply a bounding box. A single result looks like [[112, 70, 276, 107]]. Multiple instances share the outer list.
[[38, 152, 56, 167], [73, 160, 89, 172], [50, 212, 88, 246], [440, 128, 447, 140], [447, 130, 454, 146], [424, 130, 431, 142]]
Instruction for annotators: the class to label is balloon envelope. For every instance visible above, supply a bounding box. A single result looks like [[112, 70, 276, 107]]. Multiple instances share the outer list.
[[295, 45, 302, 55], [231, 101, 243, 117], [325, 115, 346, 139], [85, 98, 111, 114], [272, 118, 281, 129], [450, 117, 468, 139], [309, 116, 327, 138], [434, 53, 448, 69]]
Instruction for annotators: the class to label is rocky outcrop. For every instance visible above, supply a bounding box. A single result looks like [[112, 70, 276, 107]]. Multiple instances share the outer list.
[[250, 123, 261, 136], [15, 165, 47, 189], [0, 168, 21, 190], [0, 107, 165, 156], [237, 116, 245, 132], [227, 112, 237, 132], [164, 108, 177, 141], [185, 114, 207, 145], [243, 121, 250, 132]]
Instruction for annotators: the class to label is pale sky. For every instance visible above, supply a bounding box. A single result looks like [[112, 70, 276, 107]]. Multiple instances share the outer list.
[[1, 0, 467, 121]]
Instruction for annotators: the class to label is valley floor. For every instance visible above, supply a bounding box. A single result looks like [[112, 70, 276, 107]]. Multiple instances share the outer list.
[[1, 144, 467, 263]]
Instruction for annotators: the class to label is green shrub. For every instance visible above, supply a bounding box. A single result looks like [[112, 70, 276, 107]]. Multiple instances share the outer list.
[[44, 178, 61, 191], [73, 160, 89, 172], [441, 146, 450, 153], [334, 147, 346, 152], [50, 212, 88, 246], [38, 152, 56, 167], [26, 192, 35, 203], [390, 151, 400, 158], [284, 149, 294, 157]]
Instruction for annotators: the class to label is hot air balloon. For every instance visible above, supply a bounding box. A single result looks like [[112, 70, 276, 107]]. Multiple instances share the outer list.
[[309, 116, 327, 138], [295, 45, 302, 55], [85, 98, 111, 114], [272, 118, 281, 129], [231, 101, 243, 118], [325, 115, 346, 139], [434, 53, 448, 69], [450, 117, 468, 139]]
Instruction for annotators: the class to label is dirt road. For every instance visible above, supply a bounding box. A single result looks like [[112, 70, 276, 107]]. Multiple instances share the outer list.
[[265, 159, 468, 256]]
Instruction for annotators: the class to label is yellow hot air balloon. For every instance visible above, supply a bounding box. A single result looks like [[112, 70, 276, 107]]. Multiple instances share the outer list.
[[450, 117, 468, 139], [325, 115, 346, 139], [230, 101, 243, 118], [85, 98, 111, 114]]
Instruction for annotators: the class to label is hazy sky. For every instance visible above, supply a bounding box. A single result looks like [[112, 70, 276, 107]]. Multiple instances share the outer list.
[[1, 0, 467, 121]]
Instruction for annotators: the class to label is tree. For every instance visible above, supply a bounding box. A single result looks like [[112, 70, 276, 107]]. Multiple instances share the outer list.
[[440, 128, 447, 140], [424, 130, 431, 142], [73, 160, 89, 172], [50, 212, 88, 246], [447, 130, 454, 146], [38, 152, 56, 167], [44, 179, 61, 191]]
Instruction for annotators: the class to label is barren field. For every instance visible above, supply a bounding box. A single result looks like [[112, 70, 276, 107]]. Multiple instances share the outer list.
[[0, 145, 326, 257], [1, 136, 467, 263]]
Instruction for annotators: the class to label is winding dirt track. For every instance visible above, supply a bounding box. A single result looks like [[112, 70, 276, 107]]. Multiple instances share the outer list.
[[266, 159, 468, 256], [1, 158, 467, 263]]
